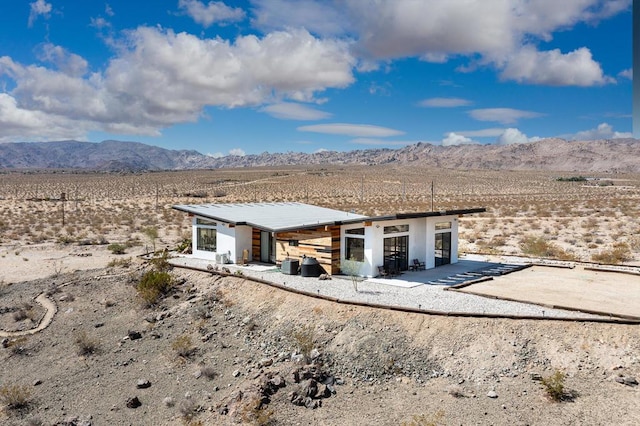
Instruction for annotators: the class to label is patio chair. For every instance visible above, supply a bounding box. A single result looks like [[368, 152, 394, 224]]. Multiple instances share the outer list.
[[377, 265, 389, 278], [412, 259, 426, 271]]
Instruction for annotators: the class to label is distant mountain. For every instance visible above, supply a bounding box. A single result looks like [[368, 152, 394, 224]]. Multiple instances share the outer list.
[[1, 138, 639, 173]]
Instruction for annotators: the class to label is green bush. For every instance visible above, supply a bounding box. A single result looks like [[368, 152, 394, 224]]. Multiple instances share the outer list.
[[541, 370, 573, 402], [172, 334, 196, 359], [137, 270, 173, 307], [107, 243, 126, 255]]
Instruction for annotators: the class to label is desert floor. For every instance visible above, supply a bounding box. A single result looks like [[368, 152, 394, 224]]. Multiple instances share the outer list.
[[1, 166, 639, 425]]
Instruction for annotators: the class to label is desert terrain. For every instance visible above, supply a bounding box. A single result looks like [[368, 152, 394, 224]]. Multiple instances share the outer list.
[[1, 165, 639, 425]]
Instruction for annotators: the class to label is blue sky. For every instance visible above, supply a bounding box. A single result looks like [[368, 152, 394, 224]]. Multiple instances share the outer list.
[[0, 0, 633, 156]]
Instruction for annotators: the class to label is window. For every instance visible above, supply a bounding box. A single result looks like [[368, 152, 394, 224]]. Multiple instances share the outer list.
[[197, 228, 216, 252], [435, 221, 451, 230], [288, 240, 299, 246], [383, 224, 409, 234], [196, 218, 217, 226], [345, 237, 365, 262], [345, 228, 365, 235]]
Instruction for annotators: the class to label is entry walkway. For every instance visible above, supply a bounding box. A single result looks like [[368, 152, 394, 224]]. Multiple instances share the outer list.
[[169, 255, 617, 321]]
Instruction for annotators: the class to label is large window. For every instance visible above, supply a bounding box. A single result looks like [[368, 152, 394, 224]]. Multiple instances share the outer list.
[[197, 227, 217, 252], [345, 237, 365, 262]]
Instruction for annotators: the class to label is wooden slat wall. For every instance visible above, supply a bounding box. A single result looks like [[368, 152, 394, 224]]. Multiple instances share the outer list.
[[251, 228, 261, 261], [275, 226, 341, 274]]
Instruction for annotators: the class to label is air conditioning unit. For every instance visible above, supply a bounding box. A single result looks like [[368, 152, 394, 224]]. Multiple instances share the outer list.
[[215, 253, 229, 264]]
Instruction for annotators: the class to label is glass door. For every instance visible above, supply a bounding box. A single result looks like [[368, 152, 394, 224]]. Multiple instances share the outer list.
[[383, 235, 409, 272], [435, 232, 451, 266]]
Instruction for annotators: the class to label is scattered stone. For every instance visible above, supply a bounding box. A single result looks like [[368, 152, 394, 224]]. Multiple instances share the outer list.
[[136, 379, 151, 389], [616, 376, 638, 386], [94, 322, 104, 328], [318, 274, 331, 280], [259, 358, 274, 368], [126, 396, 142, 409], [128, 330, 142, 340], [1, 338, 9, 348], [232, 369, 241, 377], [33, 379, 42, 386], [487, 390, 498, 399], [529, 372, 543, 381], [309, 348, 321, 360]]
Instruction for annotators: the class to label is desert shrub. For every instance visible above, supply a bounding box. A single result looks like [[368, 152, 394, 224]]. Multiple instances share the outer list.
[[74, 330, 100, 356], [137, 270, 173, 306], [290, 324, 316, 363], [239, 394, 275, 426], [200, 365, 217, 380], [7, 337, 29, 356], [591, 243, 632, 264], [541, 370, 573, 402], [176, 237, 192, 253], [149, 250, 172, 272], [107, 257, 132, 268], [107, 243, 126, 255], [519, 235, 574, 260], [13, 308, 29, 322], [0, 384, 32, 410], [172, 334, 196, 359]]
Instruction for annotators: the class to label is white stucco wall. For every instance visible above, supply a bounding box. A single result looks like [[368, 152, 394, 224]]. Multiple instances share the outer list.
[[234, 225, 253, 262]]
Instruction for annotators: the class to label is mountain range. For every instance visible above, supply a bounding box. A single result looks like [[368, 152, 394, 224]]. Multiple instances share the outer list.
[[0, 138, 639, 173]]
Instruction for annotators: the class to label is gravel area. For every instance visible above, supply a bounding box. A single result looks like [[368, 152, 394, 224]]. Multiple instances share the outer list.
[[169, 255, 610, 320]]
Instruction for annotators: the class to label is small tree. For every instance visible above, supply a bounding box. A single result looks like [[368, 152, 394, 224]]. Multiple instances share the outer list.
[[341, 257, 363, 292]]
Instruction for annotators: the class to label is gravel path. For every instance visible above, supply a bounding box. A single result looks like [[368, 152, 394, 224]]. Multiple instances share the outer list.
[[169, 256, 610, 320]]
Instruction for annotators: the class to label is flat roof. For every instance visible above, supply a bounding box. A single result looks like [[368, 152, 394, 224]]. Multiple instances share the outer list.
[[173, 202, 368, 232], [173, 202, 485, 232]]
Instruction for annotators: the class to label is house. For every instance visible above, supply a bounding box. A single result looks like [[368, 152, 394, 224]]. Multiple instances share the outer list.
[[172, 202, 485, 277]]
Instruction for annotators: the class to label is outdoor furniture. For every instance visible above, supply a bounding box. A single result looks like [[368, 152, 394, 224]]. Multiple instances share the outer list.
[[377, 265, 389, 278], [412, 259, 426, 271]]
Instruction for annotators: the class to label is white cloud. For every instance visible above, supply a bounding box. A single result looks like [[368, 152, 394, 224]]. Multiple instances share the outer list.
[[418, 97, 472, 108], [454, 128, 506, 137], [36, 43, 88, 77], [251, 0, 627, 87], [105, 4, 114, 17], [260, 102, 331, 120], [618, 68, 632, 80], [441, 132, 478, 146], [206, 151, 224, 158], [500, 46, 614, 86], [0, 27, 355, 141], [178, 0, 245, 27], [469, 108, 543, 125], [229, 148, 245, 156], [495, 128, 541, 145], [298, 123, 404, 138], [566, 123, 632, 140], [251, 0, 350, 37], [28, 0, 52, 27]]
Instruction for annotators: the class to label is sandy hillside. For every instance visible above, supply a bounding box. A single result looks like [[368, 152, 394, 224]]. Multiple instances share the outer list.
[[1, 254, 639, 426]]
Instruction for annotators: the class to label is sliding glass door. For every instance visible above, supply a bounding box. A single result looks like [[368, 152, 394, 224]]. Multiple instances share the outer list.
[[435, 232, 451, 266], [383, 235, 409, 272]]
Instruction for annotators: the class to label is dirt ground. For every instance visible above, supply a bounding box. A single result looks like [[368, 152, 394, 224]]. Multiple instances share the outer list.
[[457, 265, 640, 319], [0, 246, 639, 425]]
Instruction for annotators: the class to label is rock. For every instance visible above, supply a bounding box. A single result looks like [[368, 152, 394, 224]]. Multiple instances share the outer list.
[[232, 369, 241, 377], [259, 358, 273, 368], [318, 274, 331, 280], [529, 372, 543, 381], [487, 390, 498, 399], [1, 338, 9, 348], [136, 379, 151, 389], [615, 376, 626, 384], [303, 379, 318, 398], [269, 375, 286, 389], [128, 330, 142, 340], [623, 376, 638, 386], [309, 348, 321, 360], [94, 322, 104, 328], [126, 396, 142, 408], [304, 397, 321, 409], [33, 379, 42, 386]]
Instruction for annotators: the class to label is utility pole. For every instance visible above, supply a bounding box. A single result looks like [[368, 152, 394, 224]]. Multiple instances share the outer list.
[[61, 192, 66, 227], [430, 181, 434, 211]]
